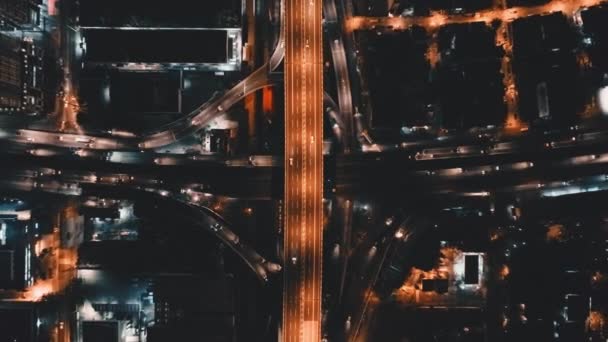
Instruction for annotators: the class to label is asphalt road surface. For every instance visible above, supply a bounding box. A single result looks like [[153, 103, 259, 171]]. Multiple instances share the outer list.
[[283, 0, 324, 340]]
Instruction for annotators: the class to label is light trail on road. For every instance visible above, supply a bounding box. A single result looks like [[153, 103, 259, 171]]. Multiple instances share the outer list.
[[283, 0, 323, 340]]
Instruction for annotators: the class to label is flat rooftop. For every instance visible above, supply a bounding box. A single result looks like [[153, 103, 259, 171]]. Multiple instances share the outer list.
[[78, 0, 242, 28], [84, 29, 228, 64]]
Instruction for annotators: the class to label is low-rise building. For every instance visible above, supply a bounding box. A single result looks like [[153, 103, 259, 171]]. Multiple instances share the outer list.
[[201, 120, 239, 155], [0, 302, 38, 342], [0, 199, 35, 290], [150, 275, 235, 342]]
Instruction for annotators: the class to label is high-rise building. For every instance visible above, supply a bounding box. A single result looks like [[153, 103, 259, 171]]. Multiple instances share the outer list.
[[21, 36, 45, 114], [0, 33, 45, 114], [0, 33, 22, 112], [0, 0, 41, 30]]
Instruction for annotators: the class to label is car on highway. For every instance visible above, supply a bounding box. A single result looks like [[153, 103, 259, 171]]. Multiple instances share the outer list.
[[98, 176, 120, 184], [211, 223, 223, 232], [107, 129, 136, 138], [456, 145, 487, 155], [547, 136, 577, 149], [371, 24, 394, 31], [264, 261, 282, 273], [75, 136, 92, 144], [416, 146, 458, 160], [578, 131, 607, 142], [258, 268, 268, 281], [489, 141, 518, 154], [230, 234, 240, 244], [217, 225, 239, 245], [434, 167, 464, 176], [154, 157, 179, 165]]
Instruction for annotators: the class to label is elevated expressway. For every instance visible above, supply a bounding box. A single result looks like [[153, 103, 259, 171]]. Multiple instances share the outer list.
[[0, 167, 281, 284], [282, 0, 323, 341], [4, 0, 348, 153], [324, 0, 355, 152], [5, 0, 287, 152]]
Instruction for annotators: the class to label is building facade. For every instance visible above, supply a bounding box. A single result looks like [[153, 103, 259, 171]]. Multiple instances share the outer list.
[[0, 33, 22, 111], [0, 33, 44, 114], [0, 0, 41, 30]]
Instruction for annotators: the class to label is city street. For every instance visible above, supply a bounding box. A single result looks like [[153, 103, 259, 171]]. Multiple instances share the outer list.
[[347, 0, 605, 31]]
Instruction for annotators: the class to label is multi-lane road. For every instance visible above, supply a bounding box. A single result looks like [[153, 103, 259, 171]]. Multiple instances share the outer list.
[[347, 0, 604, 31], [325, 0, 355, 152], [283, 0, 323, 341]]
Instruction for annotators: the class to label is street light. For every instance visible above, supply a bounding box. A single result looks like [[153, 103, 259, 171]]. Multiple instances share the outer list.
[[598, 85, 608, 115], [385, 217, 393, 226], [394, 228, 405, 239]]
